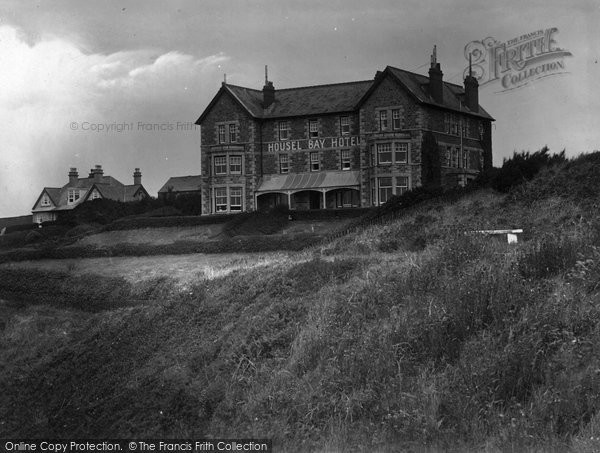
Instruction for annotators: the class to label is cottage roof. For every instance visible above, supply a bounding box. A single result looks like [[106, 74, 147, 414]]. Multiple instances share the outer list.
[[32, 171, 147, 212], [158, 175, 203, 193]]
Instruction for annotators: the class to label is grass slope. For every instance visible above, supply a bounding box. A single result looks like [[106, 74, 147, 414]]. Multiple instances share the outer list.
[[2, 153, 600, 451]]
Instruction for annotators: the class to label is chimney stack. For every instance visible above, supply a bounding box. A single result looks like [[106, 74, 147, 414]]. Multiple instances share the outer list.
[[428, 45, 444, 104], [464, 55, 479, 113], [262, 65, 275, 108], [133, 168, 142, 185], [68, 167, 78, 185], [89, 164, 104, 182]]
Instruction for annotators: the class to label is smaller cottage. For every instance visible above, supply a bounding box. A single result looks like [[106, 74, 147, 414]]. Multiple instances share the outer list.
[[31, 165, 149, 224], [158, 175, 202, 201]]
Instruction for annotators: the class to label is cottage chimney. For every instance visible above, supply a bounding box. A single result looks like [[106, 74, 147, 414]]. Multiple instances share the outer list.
[[428, 45, 444, 104], [90, 164, 104, 182], [133, 168, 142, 185], [68, 167, 78, 185], [464, 55, 479, 113], [262, 65, 275, 108]]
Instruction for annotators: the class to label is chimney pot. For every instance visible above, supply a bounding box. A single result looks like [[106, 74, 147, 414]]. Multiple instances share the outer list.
[[428, 46, 444, 104], [262, 67, 275, 108], [133, 168, 142, 185], [68, 167, 78, 185]]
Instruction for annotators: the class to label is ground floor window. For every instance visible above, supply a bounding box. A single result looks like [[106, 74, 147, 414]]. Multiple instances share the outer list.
[[214, 186, 243, 213], [310, 152, 320, 171], [396, 176, 409, 196], [378, 177, 393, 204], [230, 187, 242, 211], [341, 149, 351, 170]]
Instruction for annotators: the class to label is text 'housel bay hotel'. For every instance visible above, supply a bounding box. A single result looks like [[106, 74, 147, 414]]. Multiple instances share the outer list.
[[195, 47, 493, 215]]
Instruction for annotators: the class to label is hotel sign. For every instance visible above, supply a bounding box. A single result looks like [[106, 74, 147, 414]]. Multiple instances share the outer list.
[[464, 27, 572, 92], [266, 136, 361, 152]]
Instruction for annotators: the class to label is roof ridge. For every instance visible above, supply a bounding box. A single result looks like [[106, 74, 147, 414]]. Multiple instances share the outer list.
[[387, 65, 465, 89], [227, 79, 373, 93]]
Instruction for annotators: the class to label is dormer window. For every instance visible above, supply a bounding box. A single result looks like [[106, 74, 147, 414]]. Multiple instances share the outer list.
[[67, 189, 80, 204], [41, 194, 51, 207]]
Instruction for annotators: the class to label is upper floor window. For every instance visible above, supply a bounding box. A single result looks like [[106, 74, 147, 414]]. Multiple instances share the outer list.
[[479, 122, 485, 140], [229, 155, 242, 174], [309, 120, 319, 138], [392, 109, 401, 130], [341, 149, 351, 170], [91, 190, 101, 200], [214, 156, 227, 175], [310, 152, 320, 172], [41, 194, 51, 207], [377, 143, 392, 165], [379, 110, 388, 131], [279, 121, 290, 140], [340, 116, 350, 135], [67, 189, 80, 204], [218, 125, 226, 143], [445, 113, 460, 136], [394, 143, 408, 163], [229, 124, 237, 143], [279, 154, 289, 174]]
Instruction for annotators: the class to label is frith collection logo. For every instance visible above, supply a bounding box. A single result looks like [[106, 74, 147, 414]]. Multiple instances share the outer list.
[[464, 27, 572, 92]]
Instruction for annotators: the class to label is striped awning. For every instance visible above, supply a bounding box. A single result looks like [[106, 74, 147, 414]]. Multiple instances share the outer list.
[[257, 170, 360, 192]]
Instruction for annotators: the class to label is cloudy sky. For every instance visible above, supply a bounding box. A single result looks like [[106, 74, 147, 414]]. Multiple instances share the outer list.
[[0, 0, 598, 217]]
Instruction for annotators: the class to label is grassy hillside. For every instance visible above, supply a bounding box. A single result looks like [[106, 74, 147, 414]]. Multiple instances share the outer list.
[[2, 152, 600, 451]]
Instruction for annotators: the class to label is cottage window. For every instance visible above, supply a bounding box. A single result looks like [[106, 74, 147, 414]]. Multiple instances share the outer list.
[[229, 124, 237, 143], [279, 154, 289, 174], [309, 120, 319, 138], [91, 190, 101, 200], [341, 149, 351, 170], [230, 187, 242, 211], [340, 116, 350, 135], [394, 143, 408, 163], [392, 109, 401, 129], [479, 122, 485, 140], [446, 146, 452, 167], [377, 143, 392, 165], [218, 125, 226, 143], [378, 177, 393, 205], [396, 176, 409, 196], [379, 110, 388, 131], [67, 189, 80, 204], [279, 121, 290, 140], [214, 156, 227, 175], [41, 194, 51, 207], [310, 152, 320, 172], [215, 188, 228, 212]]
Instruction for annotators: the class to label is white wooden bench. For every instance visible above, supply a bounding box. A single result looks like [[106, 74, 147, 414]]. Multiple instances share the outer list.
[[472, 229, 523, 244]]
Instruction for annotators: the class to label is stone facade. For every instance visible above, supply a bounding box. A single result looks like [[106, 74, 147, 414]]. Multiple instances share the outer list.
[[196, 59, 493, 215]]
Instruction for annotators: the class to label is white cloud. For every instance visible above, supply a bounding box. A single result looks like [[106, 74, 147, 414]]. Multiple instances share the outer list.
[[0, 25, 228, 217]]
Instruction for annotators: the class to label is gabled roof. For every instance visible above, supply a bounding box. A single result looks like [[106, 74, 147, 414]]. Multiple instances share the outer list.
[[383, 66, 494, 120], [32, 170, 148, 213], [197, 65, 494, 123], [158, 175, 203, 193], [31, 187, 61, 210]]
